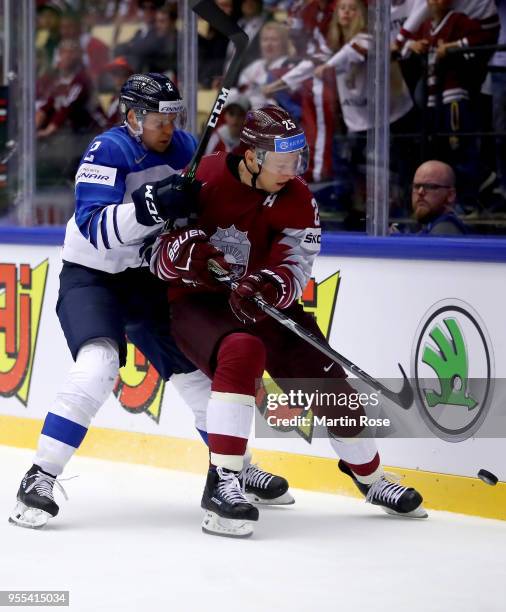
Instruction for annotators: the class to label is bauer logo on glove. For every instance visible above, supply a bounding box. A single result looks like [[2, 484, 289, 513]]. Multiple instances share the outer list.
[[152, 226, 231, 289]]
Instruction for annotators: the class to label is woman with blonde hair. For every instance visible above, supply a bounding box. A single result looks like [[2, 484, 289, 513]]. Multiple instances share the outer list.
[[262, 1, 340, 182], [237, 21, 298, 111], [313, 0, 413, 134]]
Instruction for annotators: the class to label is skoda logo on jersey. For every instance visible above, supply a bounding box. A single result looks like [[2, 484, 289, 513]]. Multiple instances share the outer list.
[[210, 225, 251, 280], [410, 299, 494, 442], [274, 134, 306, 153]]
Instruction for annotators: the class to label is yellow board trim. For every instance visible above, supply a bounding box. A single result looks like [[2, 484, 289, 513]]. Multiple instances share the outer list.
[[1, 414, 504, 521]]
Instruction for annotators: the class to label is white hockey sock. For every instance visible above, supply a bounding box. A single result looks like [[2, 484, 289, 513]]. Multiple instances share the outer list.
[[207, 391, 254, 471], [34, 338, 119, 476]]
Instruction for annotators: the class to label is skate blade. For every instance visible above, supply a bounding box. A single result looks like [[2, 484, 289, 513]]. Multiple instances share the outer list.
[[382, 504, 429, 519], [201, 511, 255, 538], [8, 502, 52, 529], [245, 491, 295, 506]]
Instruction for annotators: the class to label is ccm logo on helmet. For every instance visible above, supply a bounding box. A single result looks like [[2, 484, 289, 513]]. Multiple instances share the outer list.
[[208, 87, 231, 128], [144, 185, 164, 224]]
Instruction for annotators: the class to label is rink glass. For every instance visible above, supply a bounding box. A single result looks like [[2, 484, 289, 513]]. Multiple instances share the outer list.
[[0, 1, 505, 234]]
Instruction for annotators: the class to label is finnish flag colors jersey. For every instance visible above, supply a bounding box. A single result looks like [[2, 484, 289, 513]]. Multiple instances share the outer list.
[[62, 125, 197, 273]]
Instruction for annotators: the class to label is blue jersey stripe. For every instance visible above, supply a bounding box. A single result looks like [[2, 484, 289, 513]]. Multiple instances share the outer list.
[[41, 413, 88, 448], [197, 429, 209, 445], [100, 210, 110, 249], [112, 205, 123, 244], [88, 210, 101, 248]]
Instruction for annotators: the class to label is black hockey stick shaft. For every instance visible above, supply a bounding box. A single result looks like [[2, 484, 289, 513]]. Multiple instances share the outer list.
[[185, 0, 249, 183], [208, 260, 414, 409]]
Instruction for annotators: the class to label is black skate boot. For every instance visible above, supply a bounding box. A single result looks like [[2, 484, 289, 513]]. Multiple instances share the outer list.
[[338, 460, 428, 519], [240, 460, 294, 505], [9, 465, 67, 529], [201, 466, 259, 538]]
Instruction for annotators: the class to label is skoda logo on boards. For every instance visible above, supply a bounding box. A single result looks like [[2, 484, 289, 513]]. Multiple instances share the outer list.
[[411, 299, 493, 442]]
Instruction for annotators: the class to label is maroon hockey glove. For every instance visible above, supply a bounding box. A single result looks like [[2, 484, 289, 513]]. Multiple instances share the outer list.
[[155, 227, 230, 288], [229, 269, 288, 324]]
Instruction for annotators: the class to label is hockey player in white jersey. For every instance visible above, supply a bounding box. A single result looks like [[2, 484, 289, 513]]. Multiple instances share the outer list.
[[9, 73, 292, 529]]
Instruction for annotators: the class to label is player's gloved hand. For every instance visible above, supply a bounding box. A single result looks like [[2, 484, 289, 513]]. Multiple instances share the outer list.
[[153, 227, 230, 288], [132, 175, 201, 226], [229, 269, 288, 324]]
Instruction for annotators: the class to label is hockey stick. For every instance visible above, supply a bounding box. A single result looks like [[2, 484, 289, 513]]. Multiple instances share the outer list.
[[208, 260, 414, 410], [184, 0, 249, 183]]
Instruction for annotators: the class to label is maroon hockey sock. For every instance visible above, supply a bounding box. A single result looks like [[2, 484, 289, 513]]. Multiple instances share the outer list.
[[212, 332, 266, 396], [342, 452, 381, 478], [207, 333, 266, 470]]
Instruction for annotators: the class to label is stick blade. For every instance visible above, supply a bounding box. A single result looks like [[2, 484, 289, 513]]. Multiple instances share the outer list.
[[393, 364, 414, 409]]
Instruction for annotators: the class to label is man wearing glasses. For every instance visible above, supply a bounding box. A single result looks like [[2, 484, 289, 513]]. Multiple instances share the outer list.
[[412, 160, 468, 235]]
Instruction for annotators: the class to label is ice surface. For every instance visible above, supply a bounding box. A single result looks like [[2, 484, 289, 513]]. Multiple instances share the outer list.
[[1, 446, 505, 612]]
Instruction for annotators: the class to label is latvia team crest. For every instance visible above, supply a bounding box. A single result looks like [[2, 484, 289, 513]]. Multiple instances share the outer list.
[[210, 225, 251, 279]]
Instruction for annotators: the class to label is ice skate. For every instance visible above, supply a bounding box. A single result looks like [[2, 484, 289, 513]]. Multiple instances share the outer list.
[[339, 460, 428, 519], [241, 460, 294, 505], [201, 466, 259, 538], [9, 465, 68, 529]]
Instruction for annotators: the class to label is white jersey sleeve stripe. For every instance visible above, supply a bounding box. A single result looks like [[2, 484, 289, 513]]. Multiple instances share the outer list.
[[114, 202, 163, 245], [103, 206, 122, 250], [275, 227, 321, 303]]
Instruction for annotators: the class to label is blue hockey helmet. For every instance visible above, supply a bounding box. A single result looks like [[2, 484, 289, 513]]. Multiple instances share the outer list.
[[120, 73, 186, 130]]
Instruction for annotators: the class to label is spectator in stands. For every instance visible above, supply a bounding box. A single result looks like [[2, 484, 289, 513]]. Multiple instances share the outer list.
[[412, 160, 468, 234], [37, 40, 103, 138], [264, 0, 416, 187], [286, 0, 336, 57], [310, 0, 414, 135], [237, 22, 299, 115], [224, 0, 271, 75], [198, 0, 234, 88], [56, 11, 110, 82], [396, 0, 499, 87], [36, 47, 56, 114], [36, 40, 104, 184], [102, 0, 140, 23], [403, 0, 491, 210], [147, 4, 178, 76], [262, 0, 338, 182], [114, 0, 164, 72], [37, 2, 64, 66], [100, 56, 134, 127], [204, 93, 250, 154]]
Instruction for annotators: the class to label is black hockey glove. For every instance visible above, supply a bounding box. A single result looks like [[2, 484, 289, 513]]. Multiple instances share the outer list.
[[132, 175, 201, 226]]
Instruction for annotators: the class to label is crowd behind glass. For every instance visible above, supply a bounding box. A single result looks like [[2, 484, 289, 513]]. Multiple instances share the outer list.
[[26, 0, 506, 235]]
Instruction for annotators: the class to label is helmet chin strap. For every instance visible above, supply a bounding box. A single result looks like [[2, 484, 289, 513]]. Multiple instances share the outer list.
[[243, 157, 262, 190], [124, 110, 145, 142]]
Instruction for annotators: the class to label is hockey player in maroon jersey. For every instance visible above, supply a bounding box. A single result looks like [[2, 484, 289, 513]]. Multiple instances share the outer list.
[[151, 106, 427, 537]]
